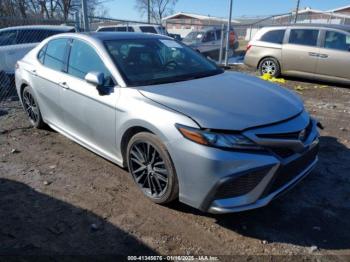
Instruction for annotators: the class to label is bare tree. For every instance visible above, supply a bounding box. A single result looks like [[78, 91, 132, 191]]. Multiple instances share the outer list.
[[135, 0, 178, 23], [0, 0, 108, 20]]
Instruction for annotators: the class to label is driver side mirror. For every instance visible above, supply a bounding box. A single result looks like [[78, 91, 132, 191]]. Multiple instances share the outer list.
[[85, 71, 104, 87]]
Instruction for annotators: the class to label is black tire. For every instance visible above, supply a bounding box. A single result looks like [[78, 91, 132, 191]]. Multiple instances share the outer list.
[[22, 85, 45, 129], [127, 132, 179, 204], [258, 57, 281, 77]]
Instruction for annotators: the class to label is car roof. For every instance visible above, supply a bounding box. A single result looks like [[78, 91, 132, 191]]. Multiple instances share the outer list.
[[53, 32, 170, 41], [265, 23, 350, 32], [98, 24, 159, 28], [0, 24, 75, 31]]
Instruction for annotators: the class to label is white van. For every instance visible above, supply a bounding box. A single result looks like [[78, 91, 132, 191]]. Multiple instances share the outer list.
[[96, 24, 168, 35]]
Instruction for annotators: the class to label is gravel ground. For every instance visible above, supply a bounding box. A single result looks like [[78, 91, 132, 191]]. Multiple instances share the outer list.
[[0, 66, 350, 259]]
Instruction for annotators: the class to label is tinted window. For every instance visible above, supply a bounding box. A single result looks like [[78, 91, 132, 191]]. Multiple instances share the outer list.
[[289, 29, 319, 46], [116, 27, 135, 32], [17, 29, 46, 44], [139, 26, 157, 33], [260, 30, 285, 44], [68, 40, 113, 86], [215, 30, 222, 40], [104, 38, 222, 86], [43, 38, 68, 71], [0, 30, 17, 46], [324, 31, 350, 51], [98, 27, 116, 32], [203, 31, 216, 42]]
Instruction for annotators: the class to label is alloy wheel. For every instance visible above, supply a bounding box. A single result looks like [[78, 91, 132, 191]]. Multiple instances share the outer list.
[[22, 90, 39, 124], [261, 60, 277, 75], [129, 141, 169, 198]]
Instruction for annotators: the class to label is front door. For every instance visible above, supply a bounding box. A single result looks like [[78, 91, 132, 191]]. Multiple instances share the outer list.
[[60, 39, 119, 159], [316, 30, 350, 81]]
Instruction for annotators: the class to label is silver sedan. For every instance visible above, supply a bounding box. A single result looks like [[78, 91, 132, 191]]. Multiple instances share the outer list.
[[15, 32, 320, 214]]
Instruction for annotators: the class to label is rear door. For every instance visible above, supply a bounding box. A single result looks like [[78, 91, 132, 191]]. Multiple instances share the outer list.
[[282, 28, 320, 76], [34, 38, 69, 127], [315, 30, 350, 81]]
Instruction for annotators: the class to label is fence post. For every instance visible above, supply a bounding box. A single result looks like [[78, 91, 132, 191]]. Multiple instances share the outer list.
[[74, 11, 80, 31], [219, 23, 225, 64], [224, 0, 233, 66], [81, 0, 89, 31]]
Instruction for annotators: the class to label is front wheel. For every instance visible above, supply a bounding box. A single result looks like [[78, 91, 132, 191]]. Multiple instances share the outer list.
[[127, 132, 179, 204]]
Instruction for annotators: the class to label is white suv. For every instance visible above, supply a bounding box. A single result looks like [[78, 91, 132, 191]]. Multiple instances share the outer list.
[[0, 25, 75, 90], [96, 24, 168, 35]]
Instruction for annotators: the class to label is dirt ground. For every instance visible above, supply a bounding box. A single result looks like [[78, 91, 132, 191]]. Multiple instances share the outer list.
[[1, 66, 350, 259]]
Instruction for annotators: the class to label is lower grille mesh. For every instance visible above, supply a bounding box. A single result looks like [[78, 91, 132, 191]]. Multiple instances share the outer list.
[[214, 167, 271, 199]]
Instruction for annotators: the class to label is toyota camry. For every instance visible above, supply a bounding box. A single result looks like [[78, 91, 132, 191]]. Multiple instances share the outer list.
[[15, 32, 319, 213]]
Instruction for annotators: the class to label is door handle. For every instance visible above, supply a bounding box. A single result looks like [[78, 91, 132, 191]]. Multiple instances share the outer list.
[[319, 54, 328, 58], [31, 69, 37, 76], [58, 82, 69, 89], [308, 52, 319, 57]]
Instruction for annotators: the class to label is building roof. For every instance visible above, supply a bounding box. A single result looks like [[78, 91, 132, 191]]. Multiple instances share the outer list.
[[162, 12, 240, 24], [328, 5, 350, 13]]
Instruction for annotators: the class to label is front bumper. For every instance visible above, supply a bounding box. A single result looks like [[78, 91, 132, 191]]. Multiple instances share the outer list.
[[208, 140, 318, 213], [168, 111, 319, 213]]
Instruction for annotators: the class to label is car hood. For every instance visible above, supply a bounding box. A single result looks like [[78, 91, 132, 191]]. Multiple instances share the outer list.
[[138, 71, 304, 131]]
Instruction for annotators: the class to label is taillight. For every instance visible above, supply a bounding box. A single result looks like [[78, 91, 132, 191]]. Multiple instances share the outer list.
[[246, 44, 252, 52]]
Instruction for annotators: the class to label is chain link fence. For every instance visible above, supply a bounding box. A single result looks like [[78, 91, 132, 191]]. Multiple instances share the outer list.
[[1, 10, 350, 103]]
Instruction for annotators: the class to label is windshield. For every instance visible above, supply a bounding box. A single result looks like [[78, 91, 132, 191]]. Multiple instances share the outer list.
[[183, 31, 204, 43], [104, 38, 223, 86]]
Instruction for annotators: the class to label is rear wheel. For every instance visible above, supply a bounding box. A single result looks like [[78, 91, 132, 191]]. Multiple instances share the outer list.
[[258, 57, 281, 77], [22, 86, 45, 129], [127, 132, 179, 204]]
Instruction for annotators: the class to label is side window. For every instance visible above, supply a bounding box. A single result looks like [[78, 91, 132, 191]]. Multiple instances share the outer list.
[[0, 30, 17, 46], [68, 40, 114, 86], [289, 29, 319, 47], [98, 27, 116, 32], [203, 31, 216, 42], [324, 31, 350, 52], [116, 27, 135, 32], [215, 30, 222, 40], [260, 30, 285, 44], [43, 38, 68, 71], [38, 45, 47, 63], [139, 26, 157, 33], [17, 29, 48, 44]]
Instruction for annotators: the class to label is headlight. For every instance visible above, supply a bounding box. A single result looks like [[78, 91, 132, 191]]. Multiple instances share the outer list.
[[176, 124, 262, 150]]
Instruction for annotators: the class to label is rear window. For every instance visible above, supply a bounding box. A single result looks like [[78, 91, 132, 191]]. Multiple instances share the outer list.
[[260, 30, 285, 44], [289, 29, 319, 47], [139, 26, 157, 34]]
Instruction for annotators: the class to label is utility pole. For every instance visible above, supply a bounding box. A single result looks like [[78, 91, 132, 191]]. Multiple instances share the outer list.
[[148, 0, 151, 23], [224, 0, 233, 66], [82, 0, 89, 31], [294, 0, 300, 23]]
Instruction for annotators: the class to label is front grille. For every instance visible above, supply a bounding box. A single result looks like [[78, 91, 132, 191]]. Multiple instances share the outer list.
[[214, 167, 272, 199], [256, 121, 312, 142], [262, 144, 319, 197]]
